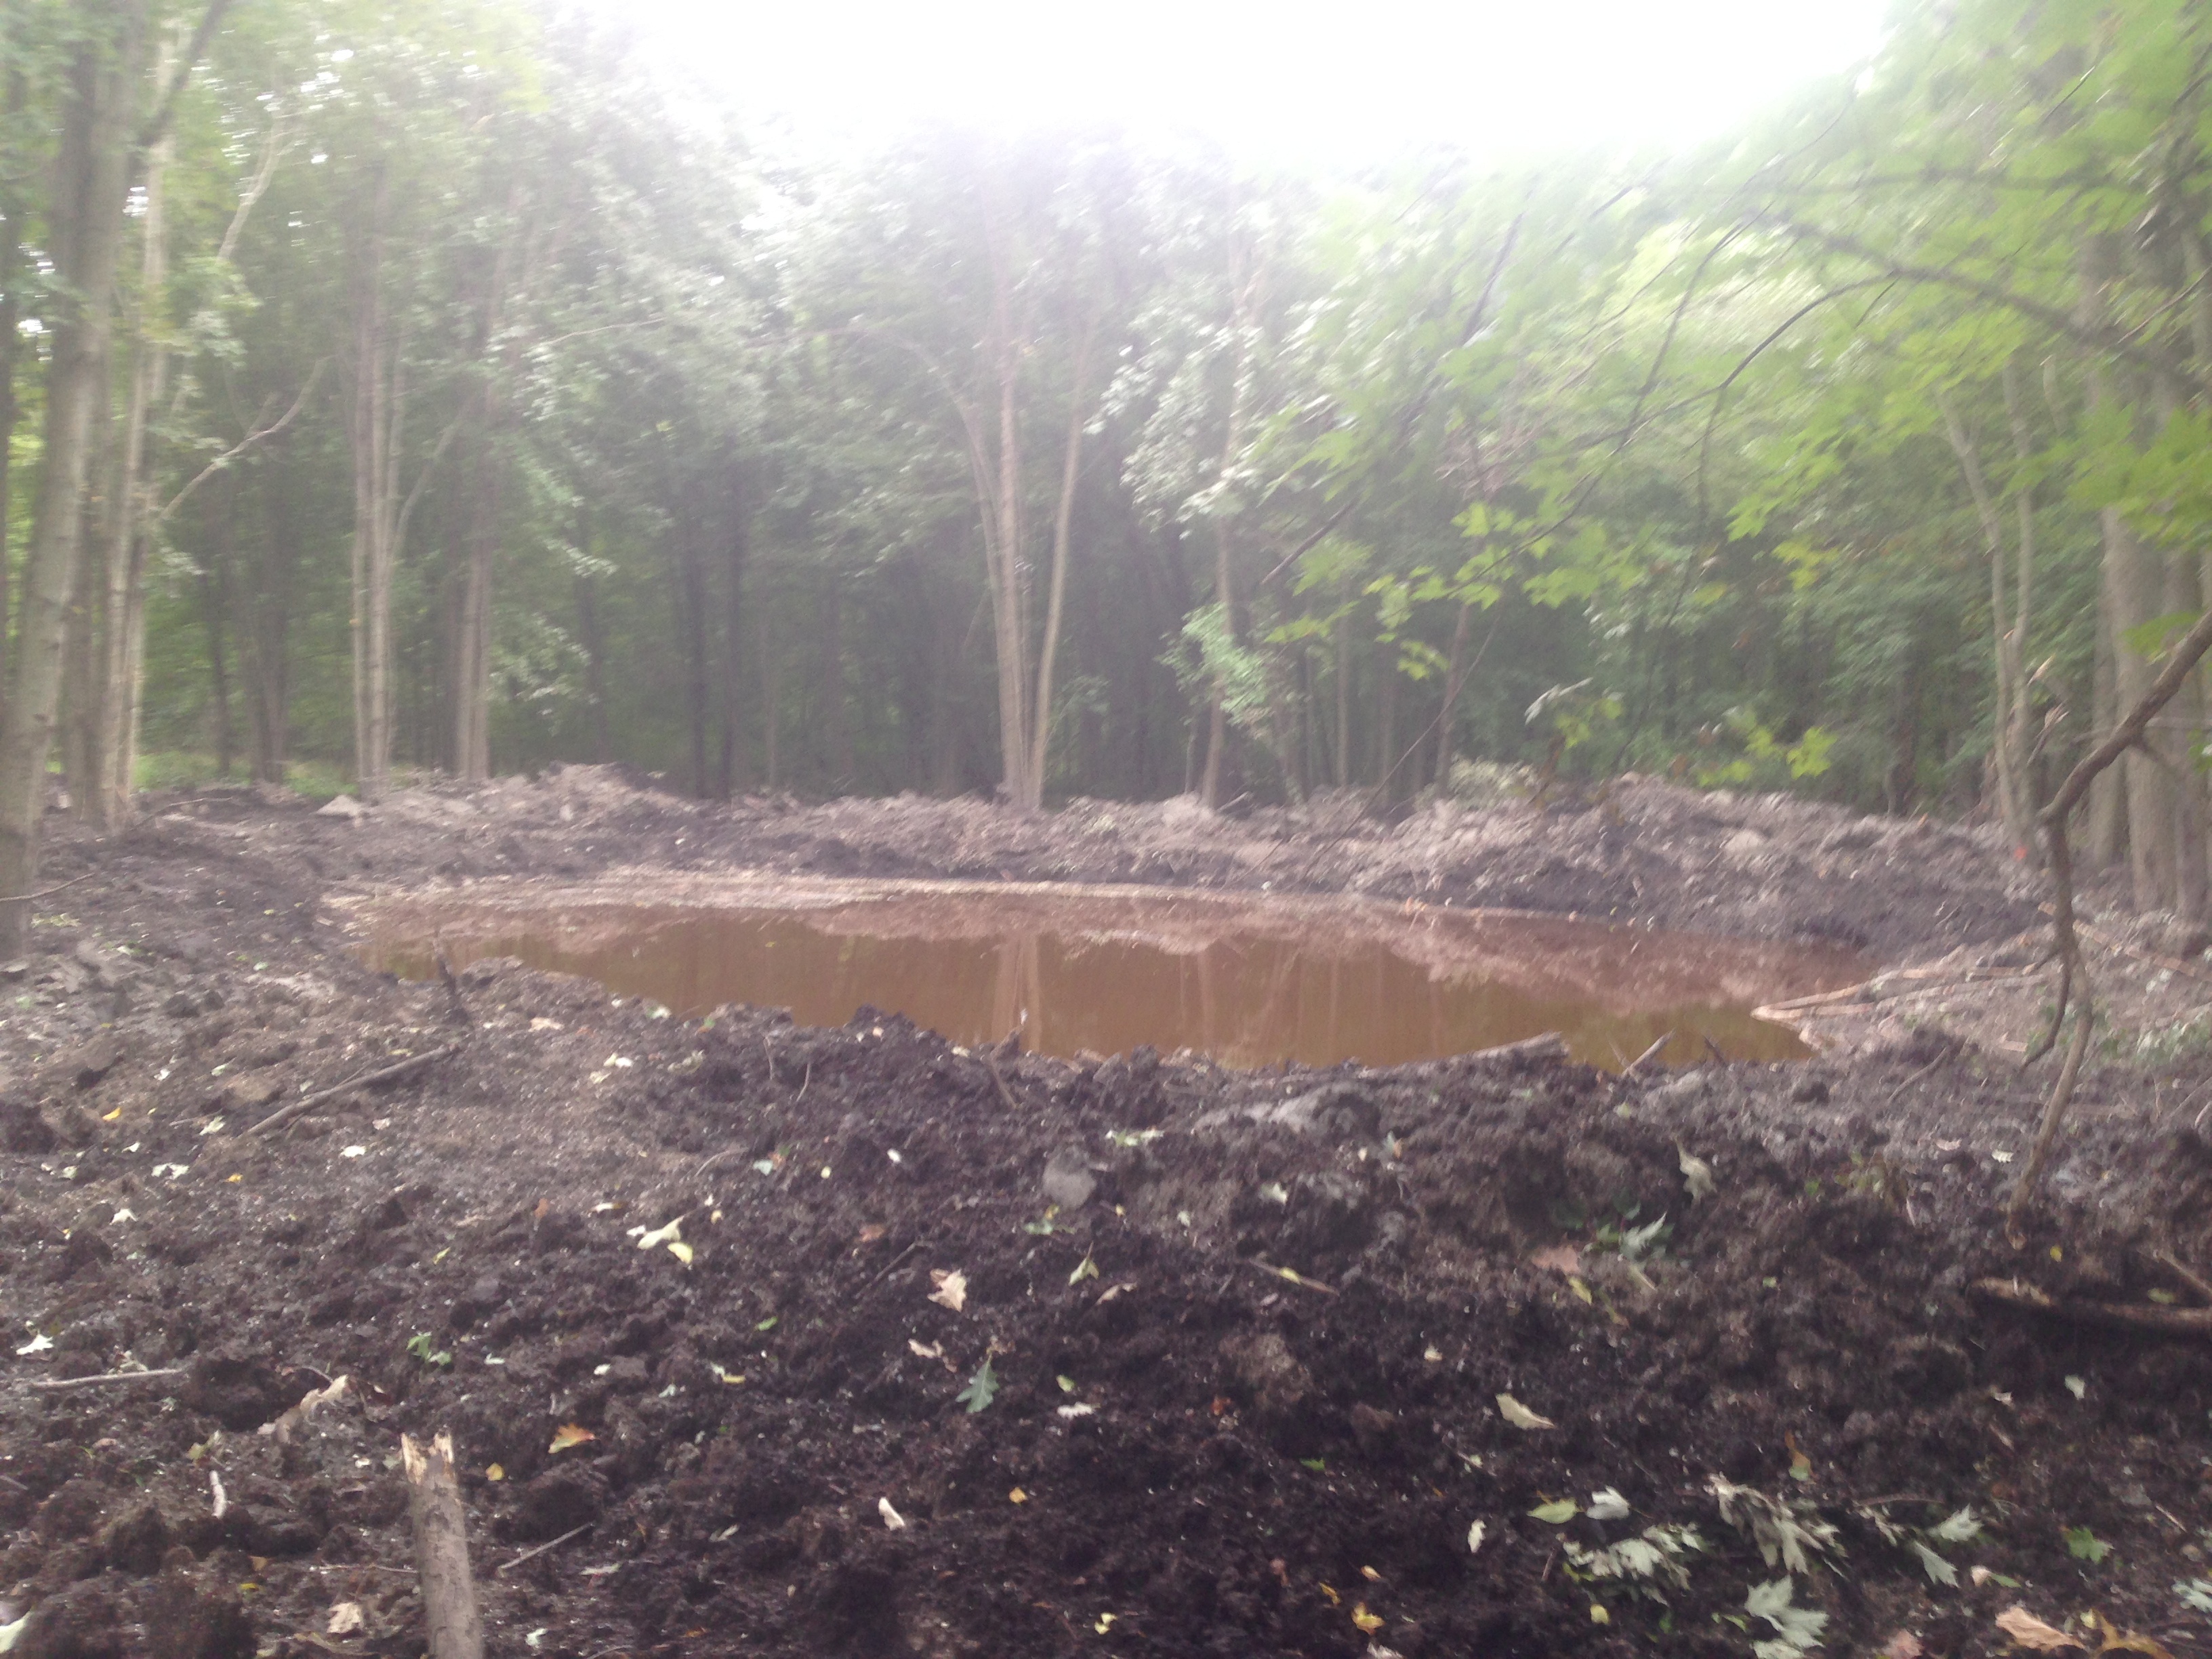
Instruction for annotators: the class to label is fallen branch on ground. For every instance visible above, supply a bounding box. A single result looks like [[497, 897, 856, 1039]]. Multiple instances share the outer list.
[[1246, 1259, 1340, 1296], [245, 1043, 461, 1137], [495, 1523, 591, 1577], [20, 1368, 186, 1392], [403, 1432, 485, 1659], [1970, 1277, 2212, 1338], [1462, 1031, 1568, 1065]]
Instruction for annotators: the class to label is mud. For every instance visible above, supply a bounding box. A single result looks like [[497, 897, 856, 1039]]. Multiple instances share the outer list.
[[1, 769, 2209, 1659]]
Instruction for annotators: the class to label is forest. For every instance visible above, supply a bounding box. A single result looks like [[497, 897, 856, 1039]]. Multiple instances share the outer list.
[[2, 0, 2211, 930]]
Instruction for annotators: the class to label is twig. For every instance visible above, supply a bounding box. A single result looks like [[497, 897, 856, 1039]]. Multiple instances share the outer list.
[[1970, 1277, 2212, 1338], [495, 1523, 591, 1577], [1246, 1259, 1340, 1296], [864, 1239, 928, 1290], [2153, 1249, 2212, 1307], [979, 1052, 1021, 1111], [1458, 1031, 1570, 1067], [0, 872, 96, 907], [1619, 1031, 1673, 1081], [21, 1367, 186, 1392], [245, 1043, 460, 1137]]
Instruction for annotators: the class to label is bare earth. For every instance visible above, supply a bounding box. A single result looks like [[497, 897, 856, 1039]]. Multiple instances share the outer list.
[[1, 770, 2208, 1659]]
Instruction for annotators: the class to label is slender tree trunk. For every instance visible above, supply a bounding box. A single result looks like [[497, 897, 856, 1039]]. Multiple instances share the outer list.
[[2089, 592, 2124, 865], [1023, 319, 1094, 811], [1334, 607, 1352, 787], [1431, 596, 1478, 793], [674, 510, 710, 797], [96, 77, 173, 827], [717, 462, 749, 798], [0, 70, 22, 691], [452, 419, 501, 781], [247, 445, 299, 784], [758, 600, 779, 790], [1372, 634, 1397, 800], [201, 469, 235, 777], [345, 161, 400, 801], [0, 7, 151, 954], [1201, 265, 1258, 811], [820, 576, 852, 787]]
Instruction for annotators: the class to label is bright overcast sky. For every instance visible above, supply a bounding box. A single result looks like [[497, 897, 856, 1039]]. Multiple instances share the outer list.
[[606, 0, 1896, 166]]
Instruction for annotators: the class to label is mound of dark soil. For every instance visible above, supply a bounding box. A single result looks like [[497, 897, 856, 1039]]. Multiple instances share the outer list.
[[0, 780, 2205, 1659]]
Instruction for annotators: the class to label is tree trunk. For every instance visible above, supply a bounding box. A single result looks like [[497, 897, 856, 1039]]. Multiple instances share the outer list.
[[452, 419, 501, 782], [757, 600, 779, 790], [0, 69, 22, 692], [0, 6, 151, 956], [247, 443, 300, 784], [346, 161, 401, 802], [2088, 590, 2123, 865], [201, 470, 235, 777], [1021, 318, 1095, 811], [1333, 607, 1352, 787], [1431, 596, 1478, 794], [717, 462, 749, 798], [96, 77, 174, 828], [569, 506, 609, 763], [820, 577, 852, 787], [674, 508, 710, 797]]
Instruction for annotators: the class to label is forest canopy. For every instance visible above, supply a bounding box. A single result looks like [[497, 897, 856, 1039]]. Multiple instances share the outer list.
[[3, 0, 2212, 948]]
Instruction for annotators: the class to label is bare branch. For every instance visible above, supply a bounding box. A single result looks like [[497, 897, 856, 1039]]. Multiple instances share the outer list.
[[158, 359, 327, 525]]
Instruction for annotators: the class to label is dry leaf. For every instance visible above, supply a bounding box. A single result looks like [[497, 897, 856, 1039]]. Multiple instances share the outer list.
[[1467, 1521, 1486, 1555], [485, 1465, 504, 1482], [928, 1269, 968, 1312], [634, 1218, 682, 1250], [548, 1423, 597, 1455], [858, 1224, 887, 1244], [1883, 1633, 1925, 1659], [878, 1497, 907, 1531], [326, 1602, 365, 1636], [2090, 1613, 2175, 1658], [1994, 1606, 2085, 1652], [1530, 1243, 1581, 1274], [665, 1240, 693, 1266], [1318, 1583, 1340, 1606], [1496, 1393, 1555, 1430], [1008, 1488, 1028, 1504], [1351, 1603, 1385, 1634], [908, 1339, 944, 1360]]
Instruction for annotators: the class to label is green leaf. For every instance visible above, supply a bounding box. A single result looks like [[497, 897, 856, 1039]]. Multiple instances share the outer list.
[[2122, 611, 2199, 661], [1908, 1540, 1957, 1586], [956, 1358, 998, 1414], [1927, 1507, 1982, 1545], [2064, 1525, 2110, 1563], [1529, 1499, 1580, 1524], [1744, 1578, 1828, 1658], [2177, 1577, 2212, 1613]]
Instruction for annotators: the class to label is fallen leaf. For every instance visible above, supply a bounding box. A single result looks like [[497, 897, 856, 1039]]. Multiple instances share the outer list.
[[100, 1107, 120, 1122], [1057, 1403, 1096, 1419], [908, 1339, 944, 1361], [1422, 1345, 1443, 1362], [928, 1269, 968, 1312], [1008, 1488, 1027, 1504], [1467, 1521, 1486, 1555], [1994, 1606, 2085, 1651], [665, 1240, 693, 1266], [2089, 1612, 2175, 1658], [2064, 1375, 2087, 1401], [327, 1603, 365, 1635], [1589, 1603, 1612, 1625], [1318, 1582, 1340, 1606], [878, 1497, 907, 1531], [634, 1218, 682, 1250], [1068, 1254, 1099, 1285], [1678, 1145, 1716, 1200], [485, 1465, 504, 1482], [1093, 1614, 1115, 1633], [1567, 1275, 1594, 1304], [1587, 1488, 1631, 1521], [858, 1224, 887, 1244], [548, 1423, 596, 1454], [1351, 1604, 1384, 1634], [1496, 1393, 1555, 1430], [1360, 1566, 1382, 1582], [1881, 1633, 1924, 1659], [1530, 1243, 1580, 1274], [1528, 1499, 1579, 1524], [14, 1334, 52, 1357]]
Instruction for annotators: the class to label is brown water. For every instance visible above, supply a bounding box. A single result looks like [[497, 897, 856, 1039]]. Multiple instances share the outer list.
[[353, 878, 1866, 1071]]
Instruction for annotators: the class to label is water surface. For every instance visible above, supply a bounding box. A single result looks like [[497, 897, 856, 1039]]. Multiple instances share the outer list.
[[356, 879, 1863, 1070]]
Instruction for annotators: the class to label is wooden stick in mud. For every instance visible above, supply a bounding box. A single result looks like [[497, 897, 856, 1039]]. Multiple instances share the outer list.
[[1618, 1031, 1673, 1081], [402, 1433, 485, 1659], [22, 1367, 186, 1392], [1970, 1277, 2212, 1339], [496, 1522, 591, 1577], [1462, 1031, 1568, 1066], [245, 1043, 460, 1137]]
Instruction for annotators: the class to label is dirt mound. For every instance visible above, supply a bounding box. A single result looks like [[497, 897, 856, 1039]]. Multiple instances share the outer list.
[[0, 781, 2205, 1658]]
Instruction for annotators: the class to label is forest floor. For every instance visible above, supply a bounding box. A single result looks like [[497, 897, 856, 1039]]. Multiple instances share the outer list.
[[3, 769, 2211, 1659]]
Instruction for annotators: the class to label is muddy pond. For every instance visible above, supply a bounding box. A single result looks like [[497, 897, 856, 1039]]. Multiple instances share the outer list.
[[350, 877, 1865, 1070]]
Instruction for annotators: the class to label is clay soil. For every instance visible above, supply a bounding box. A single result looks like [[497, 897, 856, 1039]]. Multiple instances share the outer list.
[[3, 769, 2211, 1659]]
